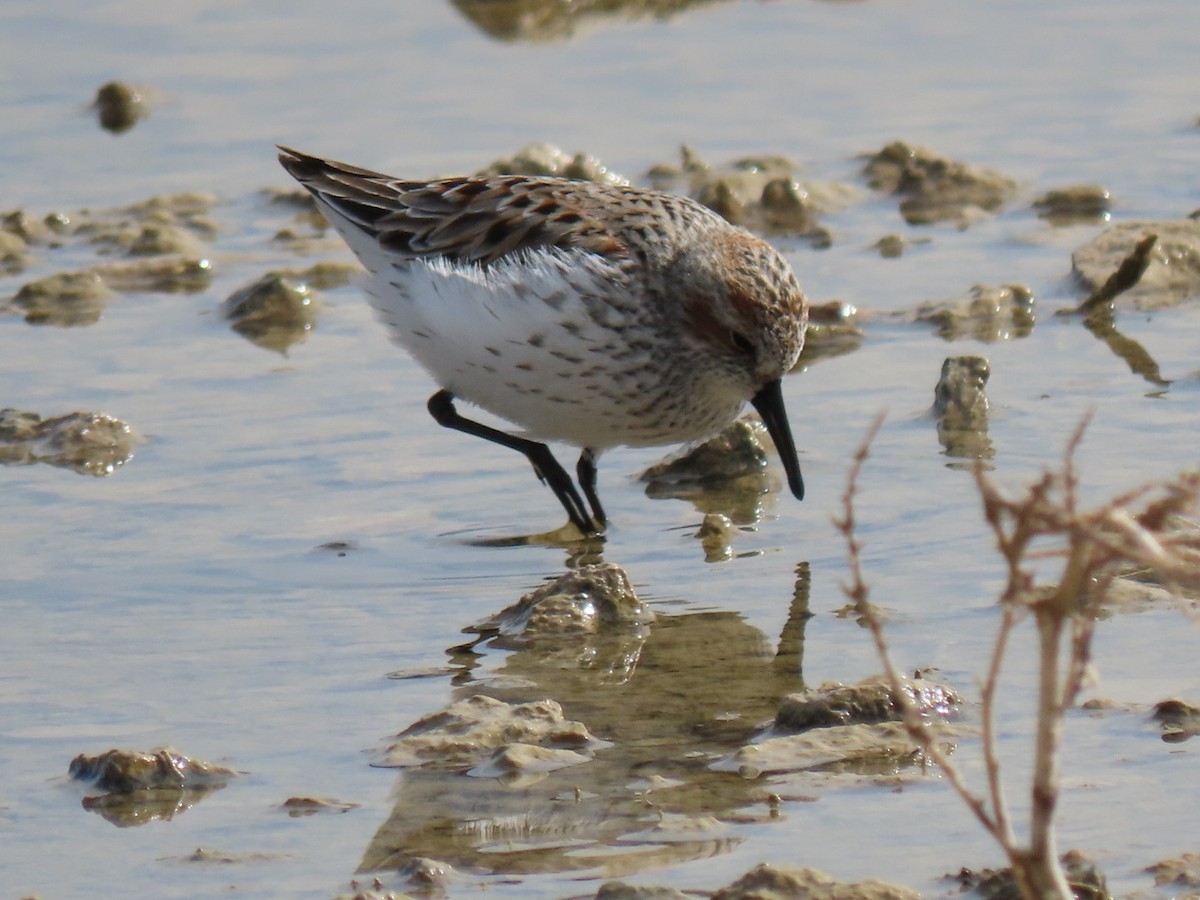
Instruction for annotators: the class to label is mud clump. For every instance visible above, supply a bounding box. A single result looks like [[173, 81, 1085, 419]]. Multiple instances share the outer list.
[[92, 81, 148, 134], [375, 694, 604, 769], [933, 356, 993, 460], [863, 141, 1016, 227], [70, 747, 236, 827], [642, 418, 781, 524], [0, 408, 137, 475], [3, 192, 216, 323], [465, 563, 653, 644], [757, 176, 823, 236], [280, 796, 360, 816], [125, 223, 208, 258], [642, 419, 772, 491], [8, 270, 116, 326], [1033, 184, 1112, 225], [802, 299, 863, 363], [713, 863, 920, 900], [221, 272, 316, 353], [454, 0, 713, 42], [168, 847, 286, 865], [478, 142, 628, 185], [397, 856, 455, 885], [696, 512, 735, 562], [70, 747, 236, 792], [460, 564, 653, 682], [78, 192, 217, 261], [720, 721, 931, 776], [596, 881, 691, 899], [3, 208, 62, 246], [95, 256, 213, 294], [952, 849, 1108, 900], [719, 675, 961, 777], [648, 146, 848, 243], [596, 863, 919, 900], [110, 192, 217, 233], [7, 259, 213, 320], [269, 190, 331, 246], [0, 229, 30, 274], [1144, 851, 1200, 889], [775, 676, 960, 731], [1151, 698, 1200, 743], [873, 233, 907, 257], [333, 859, 457, 899], [913, 284, 1035, 342], [265, 187, 319, 211], [467, 742, 593, 782]]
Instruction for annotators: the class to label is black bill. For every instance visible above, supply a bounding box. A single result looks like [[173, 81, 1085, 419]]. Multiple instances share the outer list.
[[750, 378, 805, 501]]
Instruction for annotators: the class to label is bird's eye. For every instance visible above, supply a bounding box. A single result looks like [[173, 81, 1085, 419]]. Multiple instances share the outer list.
[[730, 332, 754, 355]]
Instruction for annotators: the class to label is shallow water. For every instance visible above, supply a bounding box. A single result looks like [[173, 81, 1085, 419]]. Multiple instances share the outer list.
[[3, 1, 1200, 897]]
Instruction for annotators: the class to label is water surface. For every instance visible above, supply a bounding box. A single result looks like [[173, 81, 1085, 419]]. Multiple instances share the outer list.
[[3, 1, 1199, 897]]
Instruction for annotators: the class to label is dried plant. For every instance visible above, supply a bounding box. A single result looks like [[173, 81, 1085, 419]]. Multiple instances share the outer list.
[[837, 412, 1200, 899]]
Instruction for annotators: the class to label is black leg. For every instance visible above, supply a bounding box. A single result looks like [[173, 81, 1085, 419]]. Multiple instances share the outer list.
[[427, 390, 597, 534], [576, 448, 607, 530]]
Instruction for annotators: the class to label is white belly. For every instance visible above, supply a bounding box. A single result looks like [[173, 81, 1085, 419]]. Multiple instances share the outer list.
[[362, 249, 744, 449]]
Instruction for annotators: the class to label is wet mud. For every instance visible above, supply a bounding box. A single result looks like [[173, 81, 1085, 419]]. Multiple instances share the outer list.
[[1072, 220, 1200, 311], [647, 146, 849, 246], [1033, 185, 1113, 227], [952, 850, 1108, 900], [1151, 699, 1200, 743], [1143, 851, 1200, 889], [932, 356, 993, 461], [910, 284, 1035, 342], [0, 408, 137, 475], [640, 418, 780, 524], [451, 0, 730, 43], [479, 141, 630, 185], [92, 81, 148, 134], [222, 271, 317, 353], [861, 141, 1017, 227], [69, 748, 236, 828], [2, 192, 215, 325]]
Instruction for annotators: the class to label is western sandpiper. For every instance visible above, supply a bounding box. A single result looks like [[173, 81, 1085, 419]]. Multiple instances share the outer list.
[[278, 147, 808, 535]]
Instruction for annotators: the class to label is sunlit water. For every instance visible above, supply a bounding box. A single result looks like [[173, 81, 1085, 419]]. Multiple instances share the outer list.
[[3, 1, 1199, 897]]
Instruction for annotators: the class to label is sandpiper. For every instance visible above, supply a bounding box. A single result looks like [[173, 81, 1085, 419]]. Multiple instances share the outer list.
[[278, 147, 808, 535]]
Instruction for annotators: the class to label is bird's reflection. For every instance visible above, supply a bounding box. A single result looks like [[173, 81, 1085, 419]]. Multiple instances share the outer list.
[[358, 560, 812, 879]]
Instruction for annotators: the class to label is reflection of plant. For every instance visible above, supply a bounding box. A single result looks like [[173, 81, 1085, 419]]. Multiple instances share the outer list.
[[838, 413, 1200, 899], [1070, 233, 1169, 387]]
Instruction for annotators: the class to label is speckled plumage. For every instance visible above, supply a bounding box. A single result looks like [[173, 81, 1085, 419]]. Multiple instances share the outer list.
[[278, 146, 809, 534]]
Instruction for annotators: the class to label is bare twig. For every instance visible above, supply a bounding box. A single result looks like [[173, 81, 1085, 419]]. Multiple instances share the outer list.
[[840, 414, 1200, 900], [980, 602, 1019, 849], [838, 413, 1001, 838]]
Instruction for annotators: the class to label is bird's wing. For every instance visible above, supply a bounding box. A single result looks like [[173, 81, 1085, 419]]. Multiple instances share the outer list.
[[277, 146, 629, 267]]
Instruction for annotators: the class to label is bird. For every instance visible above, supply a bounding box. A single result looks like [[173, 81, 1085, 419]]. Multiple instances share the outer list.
[[277, 146, 808, 536]]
